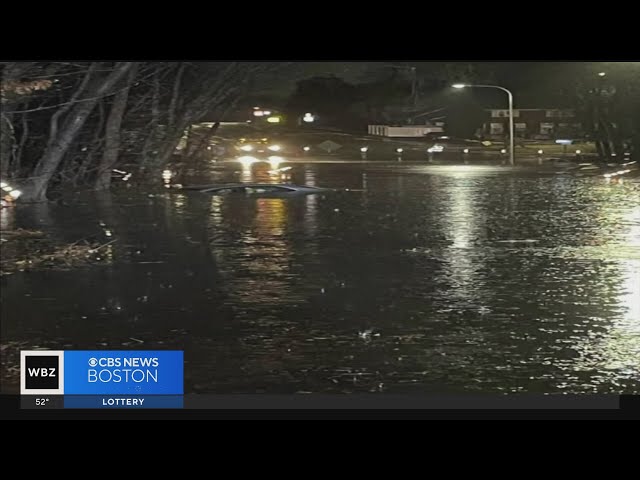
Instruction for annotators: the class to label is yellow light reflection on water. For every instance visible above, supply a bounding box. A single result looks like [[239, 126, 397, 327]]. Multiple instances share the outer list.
[[304, 167, 318, 236], [238, 156, 258, 166], [172, 194, 186, 216], [209, 195, 223, 228], [268, 156, 284, 171], [238, 156, 257, 182], [0, 206, 15, 230]]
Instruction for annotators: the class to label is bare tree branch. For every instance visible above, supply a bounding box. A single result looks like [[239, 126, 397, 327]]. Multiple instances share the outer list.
[[47, 63, 98, 151], [168, 63, 186, 129]]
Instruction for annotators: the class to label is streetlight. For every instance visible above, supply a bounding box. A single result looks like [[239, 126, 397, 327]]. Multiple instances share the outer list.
[[452, 83, 515, 166]]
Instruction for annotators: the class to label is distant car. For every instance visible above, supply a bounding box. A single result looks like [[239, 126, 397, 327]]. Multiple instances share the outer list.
[[234, 137, 285, 157], [180, 183, 330, 197]]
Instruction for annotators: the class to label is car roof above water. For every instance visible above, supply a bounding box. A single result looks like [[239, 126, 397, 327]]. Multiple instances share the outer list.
[[181, 183, 324, 192]]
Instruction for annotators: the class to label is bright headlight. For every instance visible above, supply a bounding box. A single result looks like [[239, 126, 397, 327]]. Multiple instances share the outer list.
[[268, 145, 281, 152], [240, 145, 254, 152]]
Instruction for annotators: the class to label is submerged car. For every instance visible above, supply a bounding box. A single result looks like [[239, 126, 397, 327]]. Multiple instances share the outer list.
[[180, 183, 330, 197]]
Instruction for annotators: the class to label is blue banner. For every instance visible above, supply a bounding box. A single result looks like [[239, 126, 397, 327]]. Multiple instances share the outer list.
[[64, 395, 183, 409], [64, 351, 183, 395]]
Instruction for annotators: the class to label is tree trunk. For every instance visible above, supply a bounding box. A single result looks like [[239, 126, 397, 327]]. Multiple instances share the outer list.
[[75, 100, 106, 186], [168, 63, 186, 129], [47, 63, 98, 152], [0, 113, 13, 178], [139, 67, 162, 173], [20, 62, 135, 202], [155, 120, 190, 171], [139, 63, 187, 175], [0, 63, 31, 179], [13, 110, 29, 177], [95, 64, 139, 190], [186, 122, 220, 160]]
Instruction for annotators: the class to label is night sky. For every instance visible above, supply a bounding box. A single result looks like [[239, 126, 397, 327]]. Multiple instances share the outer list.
[[257, 62, 639, 106]]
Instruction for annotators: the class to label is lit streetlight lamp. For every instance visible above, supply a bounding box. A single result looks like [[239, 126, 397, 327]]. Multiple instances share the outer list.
[[453, 83, 515, 166]]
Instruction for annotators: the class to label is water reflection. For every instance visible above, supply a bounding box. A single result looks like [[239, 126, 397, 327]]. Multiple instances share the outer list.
[[620, 260, 640, 328], [268, 156, 283, 171], [570, 203, 640, 384], [444, 177, 484, 305], [2, 162, 640, 394], [238, 157, 257, 183], [206, 192, 303, 310], [0, 206, 15, 230], [304, 167, 318, 236], [570, 259, 640, 389]]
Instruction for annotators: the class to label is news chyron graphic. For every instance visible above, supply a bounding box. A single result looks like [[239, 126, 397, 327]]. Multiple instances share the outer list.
[[20, 351, 184, 409]]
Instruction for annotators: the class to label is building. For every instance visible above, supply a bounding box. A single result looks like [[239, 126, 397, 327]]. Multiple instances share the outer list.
[[368, 124, 444, 138], [483, 109, 583, 140]]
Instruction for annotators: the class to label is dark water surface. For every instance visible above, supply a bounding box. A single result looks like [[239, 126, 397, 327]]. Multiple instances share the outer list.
[[2, 159, 639, 394]]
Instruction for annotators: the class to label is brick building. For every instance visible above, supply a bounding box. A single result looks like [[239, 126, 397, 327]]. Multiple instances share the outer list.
[[483, 109, 583, 140]]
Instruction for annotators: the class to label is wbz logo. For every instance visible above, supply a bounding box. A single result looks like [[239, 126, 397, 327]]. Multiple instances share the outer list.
[[21, 351, 64, 395]]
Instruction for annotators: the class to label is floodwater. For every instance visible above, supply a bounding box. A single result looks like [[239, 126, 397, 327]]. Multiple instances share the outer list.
[[2, 158, 639, 394]]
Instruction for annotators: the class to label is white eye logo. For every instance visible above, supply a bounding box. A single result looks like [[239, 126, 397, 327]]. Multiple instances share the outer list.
[[88, 358, 98, 367]]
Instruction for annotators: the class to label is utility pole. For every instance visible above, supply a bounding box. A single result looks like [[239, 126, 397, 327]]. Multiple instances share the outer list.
[[410, 67, 418, 110], [383, 64, 418, 123]]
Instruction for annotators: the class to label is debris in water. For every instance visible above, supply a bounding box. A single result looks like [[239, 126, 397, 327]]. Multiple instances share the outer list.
[[359, 329, 374, 340]]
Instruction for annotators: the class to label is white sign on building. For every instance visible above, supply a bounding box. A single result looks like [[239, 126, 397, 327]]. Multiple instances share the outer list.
[[368, 125, 444, 138]]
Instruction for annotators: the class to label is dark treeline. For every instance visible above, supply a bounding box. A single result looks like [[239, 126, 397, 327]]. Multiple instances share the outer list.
[[2, 62, 638, 203], [285, 62, 640, 155], [0, 62, 281, 202]]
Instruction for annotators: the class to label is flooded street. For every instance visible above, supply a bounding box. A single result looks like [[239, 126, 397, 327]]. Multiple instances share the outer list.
[[2, 158, 639, 394]]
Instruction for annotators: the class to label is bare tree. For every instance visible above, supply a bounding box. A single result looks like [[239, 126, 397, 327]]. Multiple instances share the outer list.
[[148, 62, 276, 174], [139, 64, 166, 172], [3, 61, 288, 200], [20, 62, 136, 202], [1, 63, 40, 178], [94, 63, 140, 190]]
